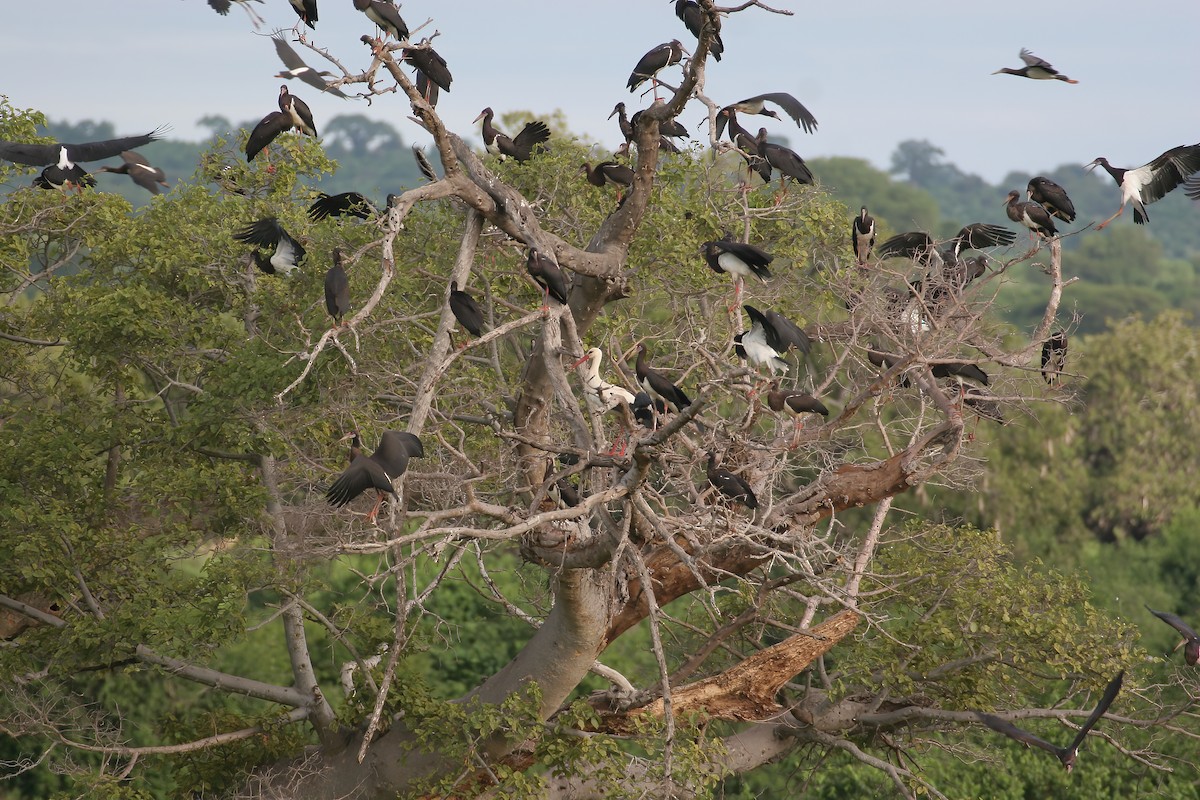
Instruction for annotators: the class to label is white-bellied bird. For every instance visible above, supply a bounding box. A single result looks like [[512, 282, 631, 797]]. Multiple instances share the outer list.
[[1086, 144, 1200, 229], [234, 218, 306, 275], [96, 150, 169, 194], [474, 108, 549, 162], [993, 49, 1077, 83], [272, 32, 346, 97]]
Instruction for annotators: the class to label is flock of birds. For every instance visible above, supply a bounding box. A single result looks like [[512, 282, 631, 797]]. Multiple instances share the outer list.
[[5, 0, 1200, 775]]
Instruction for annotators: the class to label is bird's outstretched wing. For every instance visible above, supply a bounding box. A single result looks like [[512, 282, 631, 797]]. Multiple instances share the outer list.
[[0, 130, 162, 167], [1137, 144, 1200, 205], [1019, 48, 1052, 69], [978, 713, 1062, 756], [877, 231, 935, 261], [245, 111, 290, 161], [326, 455, 392, 507], [954, 222, 1016, 251], [1066, 671, 1124, 753], [1184, 173, 1200, 201], [234, 217, 289, 248], [750, 92, 818, 134], [308, 191, 378, 220], [1146, 605, 1200, 640], [512, 120, 551, 157]]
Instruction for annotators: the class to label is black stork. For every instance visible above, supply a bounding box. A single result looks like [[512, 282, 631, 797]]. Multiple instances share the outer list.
[[931, 361, 989, 386], [234, 218, 305, 275], [0, 129, 162, 190], [245, 86, 316, 162], [403, 46, 452, 94], [582, 161, 635, 204], [631, 106, 688, 141], [412, 67, 440, 106], [635, 343, 691, 413], [609, 103, 683, 154], [1005, 190, 1057, 239], [719, 109, 771, 186], [767, 381, 829, 448], [977, 671, 1124, 773], [32, 164, 95, 191], [877, 223, 1015, 267], [308, 191, 397, 221], [627, 40, 684, 97], [448, 281, 485, 342], [92, 150, 167, 194], [1086, 144, 1200, 229], [343, 430, 364, 464], [547, 477, 581, 510], [706, 452, 757, 510], [674, 0, 723, 61], [702, 235, 772, 309], [631, 391, 667, 430], [1145, 605, 1200, 666], [852, 207, 875, 267], [245, 110, 289, 162], [993, 49, 1077, 83], [1041, 331, 1068, 386], [962, 386, 1005, 425], [287, 0, 316, 29], [609, 102, 635, 145], [353, 0, 407, 40], [474, 108, 550, 162], [1027, 177, 1075, 223], [324, 248, 350, 327], [755, 127, 814, 197], [272, 32, 347, 98], [279, 85, 317, 137], [716, 92, 818, 137], [526, 249, 569, 309], [326, 431, 424, 524]]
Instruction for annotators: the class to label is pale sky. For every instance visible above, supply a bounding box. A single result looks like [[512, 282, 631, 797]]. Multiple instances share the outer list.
[[2, 0, 1197, 183]]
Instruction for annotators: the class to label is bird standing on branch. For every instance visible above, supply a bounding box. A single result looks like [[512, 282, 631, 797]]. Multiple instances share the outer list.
[[1026, 177, 1075, 223], [324, 249, 350, 327], [705, 451, 757, 510], [475, 108, 550, 162], [1005, 190, 1057, 239], [326, 431, 425, 524], [852, 207, 875, 266], [627, 40, 684, 98]]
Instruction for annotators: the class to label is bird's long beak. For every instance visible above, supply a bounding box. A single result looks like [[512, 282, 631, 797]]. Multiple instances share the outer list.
[[472, 110, 486, 124], [337, 432, 356, 442], [1084, 161, 1098, 171], [570, 353, 590, 369]]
